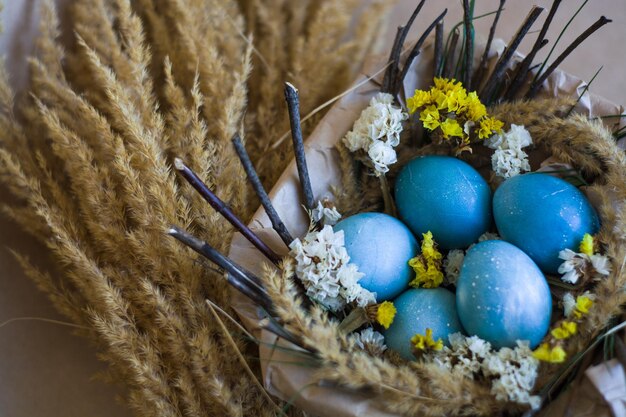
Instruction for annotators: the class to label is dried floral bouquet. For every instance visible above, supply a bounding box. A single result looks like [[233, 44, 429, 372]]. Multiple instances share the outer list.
[[169, 1, 624, 416]]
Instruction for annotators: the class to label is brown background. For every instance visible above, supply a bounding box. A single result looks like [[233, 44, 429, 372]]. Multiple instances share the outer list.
[[0, 1, 624, 416]]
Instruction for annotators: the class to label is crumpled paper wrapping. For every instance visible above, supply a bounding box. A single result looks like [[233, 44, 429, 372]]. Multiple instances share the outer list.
[[228, 36, 625, 416]]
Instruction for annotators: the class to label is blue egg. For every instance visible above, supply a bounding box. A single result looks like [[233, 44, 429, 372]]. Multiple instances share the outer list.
[[334, 213, 418, 301], [493, 173, 600, 274], [384, 288, 463, 360], [394, 155, 492, 250], [456, 240, 551, 349]]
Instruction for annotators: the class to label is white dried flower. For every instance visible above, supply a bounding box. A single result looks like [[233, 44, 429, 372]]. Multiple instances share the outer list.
[[443, 249, 465, 285], [289, 225, 376, 311], [558, 249, 611, 285], [478, 232, 501, 242], [342, 92, 408, 175], [590, 254, 611, 276], [354, 327, 387, 355], [311, 200, 342, 226], [426, 333, 540, 409], [487, 124, 533, 179]]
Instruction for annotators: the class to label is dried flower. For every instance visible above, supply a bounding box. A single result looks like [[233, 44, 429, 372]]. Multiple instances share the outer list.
[[311, 200, 342, 226], [411, 328, 443, 352], [558, 235, 611, 284], [409, 231, 444, 288], [289, 225, 375, 311], [443, 249, 465, 285], [375, 301, 397, 329], [551, 321, 577, 339], [579, 233, 595, 256], [342, 92, 408, 175], [354, 327, 387, 355], [485, 124, 532, 179], [407, 78, 503, 153], [532, 343, 566, 363]]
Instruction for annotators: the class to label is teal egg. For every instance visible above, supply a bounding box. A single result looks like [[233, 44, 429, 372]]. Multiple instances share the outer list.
[[493, 173, 600, 273], [456, 240, 552, 349], [384, 288, 463, 360], [394, 155, 492, 250], [334, 213, 418, 301]]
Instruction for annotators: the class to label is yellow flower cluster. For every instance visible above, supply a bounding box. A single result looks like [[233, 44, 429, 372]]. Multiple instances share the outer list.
[[408, 231, 444, 288], [579, 233, 595, 256], [411, 328, 443, 352], [407, 78, 503, 152], [533, 295, 593, 364], [376, 301, 397, 329]]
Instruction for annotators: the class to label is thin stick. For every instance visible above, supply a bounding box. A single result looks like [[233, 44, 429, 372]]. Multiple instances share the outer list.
[[526, 16, 611, 98], [443, 29, 460, 79], [505, 0, 562, 100], [205, 301, 286, 416], [480, 6, 544, 102], [284, 82, 315, 210], [381, 0, 426, 93], [473, 0, 505, 89], [566, 65, 603, 116], [398, 9, 448, 91], [0, 317, 90, 330], [231, 136, 294, 247], [503, 39, 548, 100], [433, 22, 444, 77], [168, 226, 273, 311], [174, 158, 281, 264], [462, 0, 473, 89]]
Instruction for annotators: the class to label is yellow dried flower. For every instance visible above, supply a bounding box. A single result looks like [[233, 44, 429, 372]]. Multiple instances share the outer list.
[[419, 105, 440, 130], [574, 295, 594, 319], [407, 90, 431, 114], [440, 118, 464, 138], [376, 301, 396, 329], [411, 328, 443, 352], [409, 232, 444, 288], [478, 117, 504, 139], [466, 92, 487, 121], [579, 233, 594, 256], [420, 231, 442, 261], [433, 77, 463, 93], [533, 343, 567, 363], [551, 321, 578, 340]]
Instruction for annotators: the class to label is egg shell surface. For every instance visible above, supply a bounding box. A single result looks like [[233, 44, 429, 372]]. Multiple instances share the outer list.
[[456, 240, 552, 349], [493, 173, 600, 273], [394, 155, 492, 250], [334, 212, 418, 301], [384, 287, 463, 360]]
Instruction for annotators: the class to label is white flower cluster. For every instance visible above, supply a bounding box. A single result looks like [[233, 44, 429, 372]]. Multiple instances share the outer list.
[[558, 249, 611, 284], [428, 333, 540, 410], [289, 225, 376, 312], [485, 124, 533, 179], [343, 92, 408, 175], [311, 200, 342, 226], [353, 327, 387, 356], [443, 233, 501, 285]]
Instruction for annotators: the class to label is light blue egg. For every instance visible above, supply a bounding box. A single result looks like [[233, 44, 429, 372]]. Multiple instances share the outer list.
[[384, 288, 463, 360], [493, 173, 600, 274], [456, 240, 552, 349], [394, 155, 492, 250], [334, 213, 418, 301]]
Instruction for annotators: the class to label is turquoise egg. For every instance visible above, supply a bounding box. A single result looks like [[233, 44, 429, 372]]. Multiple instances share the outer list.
[[493, 173, 600, 273], [394, 155, 492, 250], [334, 213, 418, 301], [456, 240, 551, 349], [384, 288, 463, 360]]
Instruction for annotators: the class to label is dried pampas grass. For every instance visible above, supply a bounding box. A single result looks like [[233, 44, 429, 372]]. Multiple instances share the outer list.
[[0, 0, 392, 415]]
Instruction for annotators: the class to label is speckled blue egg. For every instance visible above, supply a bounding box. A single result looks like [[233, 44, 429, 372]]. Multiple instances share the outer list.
[[384, 288, 463, 360], [456, 240, 551, 349], [493, 173, 600, 274], [334, 213, 418, 301], [394, 155, 492, 250]]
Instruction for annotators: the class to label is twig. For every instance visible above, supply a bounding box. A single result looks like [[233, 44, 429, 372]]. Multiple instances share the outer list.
[[480, 6, 544, 102], [462, 0, 473, 89], [284, 82, 315, 210], [168, 226, 273, 311], [473, 0, 505, 89], [566, 65, 603, 116], [443, 29, 460, 79], [381, 0, 426, 93], [505, 0, 562, 100], [398, 9, 448, 92], [526, 16, 611, 98], [174, 157, 281, 264], [503, 39, 548, 100], [433, 22, 444, 77], [231, 135, 294, 247]]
